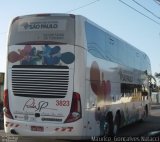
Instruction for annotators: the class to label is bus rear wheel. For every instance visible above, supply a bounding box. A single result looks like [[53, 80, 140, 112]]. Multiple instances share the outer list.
[[104, 113, 114, 136], [140, 105, 148, 122], [113, 112, 121, 135], [145, 105, 148, 117]]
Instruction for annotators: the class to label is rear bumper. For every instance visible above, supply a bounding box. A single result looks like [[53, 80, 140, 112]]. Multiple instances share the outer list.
[[4, 118, 84, 137]]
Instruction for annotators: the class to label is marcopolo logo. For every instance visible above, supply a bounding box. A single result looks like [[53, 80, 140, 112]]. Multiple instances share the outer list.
[[22, 21, 58, 31]]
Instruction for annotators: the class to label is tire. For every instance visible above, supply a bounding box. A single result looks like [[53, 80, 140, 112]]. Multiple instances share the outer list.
[[145, 105, 148, 117], [0, 119, 4, 130], [139, 105, 148, 122], [104, 113, 114, 136], [113, 112, 121, 135]]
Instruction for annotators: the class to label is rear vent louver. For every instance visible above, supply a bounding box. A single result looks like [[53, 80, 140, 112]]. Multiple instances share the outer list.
[[12, 65, 69, 98]]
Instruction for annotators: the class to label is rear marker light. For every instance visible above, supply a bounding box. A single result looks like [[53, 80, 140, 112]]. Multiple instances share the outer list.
[[3, 89, 13, 119], [64, 92, 82, 123]]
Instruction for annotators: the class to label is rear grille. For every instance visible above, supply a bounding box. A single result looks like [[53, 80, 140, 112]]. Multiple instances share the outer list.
[[12, 65, 69, 98]]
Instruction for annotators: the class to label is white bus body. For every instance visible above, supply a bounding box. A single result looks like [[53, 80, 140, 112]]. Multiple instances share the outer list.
[[4, 14, 151, 138]]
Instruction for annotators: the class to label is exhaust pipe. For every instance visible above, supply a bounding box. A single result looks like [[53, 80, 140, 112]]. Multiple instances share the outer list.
[[10, 129, 18, 135]]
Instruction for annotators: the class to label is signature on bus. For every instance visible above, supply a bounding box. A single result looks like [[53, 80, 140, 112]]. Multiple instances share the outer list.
[[23, 98, 54, 112]]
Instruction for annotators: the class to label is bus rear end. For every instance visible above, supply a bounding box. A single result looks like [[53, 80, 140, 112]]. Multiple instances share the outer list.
[[4, 14, 83, 137]]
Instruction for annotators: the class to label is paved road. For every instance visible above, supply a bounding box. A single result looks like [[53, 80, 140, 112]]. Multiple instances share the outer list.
[[0, 104, 160, 142], [117, 104, 160, 136]]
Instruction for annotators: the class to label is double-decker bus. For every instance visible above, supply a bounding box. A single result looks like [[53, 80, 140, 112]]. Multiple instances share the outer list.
[[4, 13, 151, 138]]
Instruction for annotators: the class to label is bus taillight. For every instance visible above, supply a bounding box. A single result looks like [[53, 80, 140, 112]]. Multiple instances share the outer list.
[[3, 89, 13, 119], [64, 92, 82, 123]]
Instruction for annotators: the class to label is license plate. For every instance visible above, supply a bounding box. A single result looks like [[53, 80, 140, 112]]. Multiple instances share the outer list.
[[31, 126, 44, 132]]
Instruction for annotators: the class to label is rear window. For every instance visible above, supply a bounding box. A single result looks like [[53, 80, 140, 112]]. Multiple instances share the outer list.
[[8, 15, 75, 45]]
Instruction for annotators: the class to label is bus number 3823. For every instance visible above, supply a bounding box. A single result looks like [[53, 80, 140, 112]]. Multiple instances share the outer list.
[[56, 100, 70, 106]]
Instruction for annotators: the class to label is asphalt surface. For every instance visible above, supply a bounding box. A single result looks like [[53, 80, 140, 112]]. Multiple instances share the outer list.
[[117, 104, 160, 136]]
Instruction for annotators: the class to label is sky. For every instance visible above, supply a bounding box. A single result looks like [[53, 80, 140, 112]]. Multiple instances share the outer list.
[[0, 0, 160, 76]]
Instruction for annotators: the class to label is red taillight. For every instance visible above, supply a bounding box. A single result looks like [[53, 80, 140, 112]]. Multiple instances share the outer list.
[[64, 92, 82, 123], [3, 89, 13, 119]]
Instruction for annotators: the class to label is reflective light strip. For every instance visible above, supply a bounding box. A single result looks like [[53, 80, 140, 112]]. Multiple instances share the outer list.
[[10, 123, 14, 127], [54, 127, 73, 132], [5, 122, 20, 128], [15, 124, 20, 127]]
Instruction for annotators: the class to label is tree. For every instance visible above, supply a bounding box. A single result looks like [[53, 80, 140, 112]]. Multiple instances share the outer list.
[[155, 72, 160, 79], [155, 72, 160, 91]]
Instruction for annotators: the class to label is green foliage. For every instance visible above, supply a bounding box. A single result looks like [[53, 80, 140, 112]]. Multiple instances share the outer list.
[[155, 72, 160, 78]]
